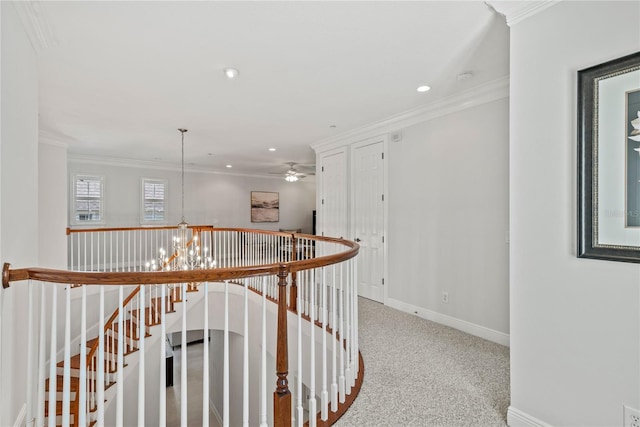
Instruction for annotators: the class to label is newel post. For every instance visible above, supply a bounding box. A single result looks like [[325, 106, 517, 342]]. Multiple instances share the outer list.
[[274, 264, 292, 427]]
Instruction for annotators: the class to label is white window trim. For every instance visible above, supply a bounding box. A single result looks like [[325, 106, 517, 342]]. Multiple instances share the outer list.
[[140, 177, 168, 225], [70, 174, 105, 226]]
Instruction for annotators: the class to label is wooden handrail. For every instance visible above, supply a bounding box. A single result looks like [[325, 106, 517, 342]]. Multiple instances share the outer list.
[[11, 227, 361, 427], [4, 231, 358, 288]]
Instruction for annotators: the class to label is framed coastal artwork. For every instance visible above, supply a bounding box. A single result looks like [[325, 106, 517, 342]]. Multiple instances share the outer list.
[[578, 51, 640, 262], [251, 191, 279, 223]]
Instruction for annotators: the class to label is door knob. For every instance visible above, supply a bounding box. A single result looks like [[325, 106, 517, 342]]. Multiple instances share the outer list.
[[354, 238, 361, 242]]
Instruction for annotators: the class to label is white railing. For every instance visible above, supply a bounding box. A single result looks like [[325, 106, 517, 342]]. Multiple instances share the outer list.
[[3, 226, 360, 427]]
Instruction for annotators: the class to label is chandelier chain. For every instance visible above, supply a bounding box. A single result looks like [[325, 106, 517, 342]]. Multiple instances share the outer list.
[[179, 128, 187, 223]]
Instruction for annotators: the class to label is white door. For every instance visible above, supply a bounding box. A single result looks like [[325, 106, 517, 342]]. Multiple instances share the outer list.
[[351, 138, 385, 303], [318, 149, 348, 240]]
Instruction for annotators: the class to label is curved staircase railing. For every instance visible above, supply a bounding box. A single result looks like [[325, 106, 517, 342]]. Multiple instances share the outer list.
[[1, 226, 362, 427]]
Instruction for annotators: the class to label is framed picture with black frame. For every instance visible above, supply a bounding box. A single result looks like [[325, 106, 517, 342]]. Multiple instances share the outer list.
[[578, 51, 640, 262]]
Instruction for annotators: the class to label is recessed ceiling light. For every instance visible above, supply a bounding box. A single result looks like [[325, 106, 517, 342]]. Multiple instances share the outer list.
[[226, 164, 233, 168], [268, 148, 276, 152], [417, 85, 431, 93], [224, 68, 239, 79]]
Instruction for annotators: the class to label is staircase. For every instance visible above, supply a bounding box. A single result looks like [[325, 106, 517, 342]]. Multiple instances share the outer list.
[[43, 284, 191, 427]]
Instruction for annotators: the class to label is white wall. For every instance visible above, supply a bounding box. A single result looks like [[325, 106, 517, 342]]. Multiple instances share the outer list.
[[39, 141, 67, 268], [0, 2, 39, 425], [509, 2, 640, 426], [68, 160, 316, 233], [387, 98, 510, 340]]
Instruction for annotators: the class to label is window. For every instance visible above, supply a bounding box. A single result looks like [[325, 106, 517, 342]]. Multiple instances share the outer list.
[[73, 175, 104, 224], [141, 178, 167, 223]]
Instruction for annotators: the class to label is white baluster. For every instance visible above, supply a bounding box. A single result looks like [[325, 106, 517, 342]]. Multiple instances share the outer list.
[[203, 282, 209, 427], [321, 267, 328, 421], [90, 232, 94, 271], [26, 281, 35, 426], [47, 286, 57, 427], [116, 286, 124, 427], [223, 281, 229, 427], [243, 283, 249, 427], [338, 273, 345, 403], [83, 233, 87, 271], [309, 269, 316, 427], [259, 276, 267, 427], [36, 283, 46, 427], [62, 286, 71, 425], [97, 286, 105, 427], [352, 258, 360, 380], [181, 283, 188, 427], [296, 277, 303, 427], [138, 285, 146, 426], [331, 264, 338, 412], [79, 285, 87, 427], [345, 262, 352, 395], [159, 284, 167, 427]]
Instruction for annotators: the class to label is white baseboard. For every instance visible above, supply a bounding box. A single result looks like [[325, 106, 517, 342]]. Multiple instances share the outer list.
[[385, 298, 510, 347], [507, 406, 553, 427], [13, 404, 26, 427]]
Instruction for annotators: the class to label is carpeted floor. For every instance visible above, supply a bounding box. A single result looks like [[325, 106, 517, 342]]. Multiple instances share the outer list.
[[168, 297, 510, 427], [334, 297, 510, 427]]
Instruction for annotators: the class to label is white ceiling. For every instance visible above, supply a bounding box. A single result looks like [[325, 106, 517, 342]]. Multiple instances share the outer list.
[[33, 1, 509, 177]]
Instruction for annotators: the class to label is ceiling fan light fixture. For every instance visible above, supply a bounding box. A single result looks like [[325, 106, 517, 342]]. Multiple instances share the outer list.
[[285, 174, 299, 182]]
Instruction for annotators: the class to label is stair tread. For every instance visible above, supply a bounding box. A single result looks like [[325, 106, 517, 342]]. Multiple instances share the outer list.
[[110, 319, 152, 339], [44, 400, 78, 417], [45, 374, 80, 392], [86, 337, 138, 355], [58, 354, 129, 373], [130, 308, 162, 326]]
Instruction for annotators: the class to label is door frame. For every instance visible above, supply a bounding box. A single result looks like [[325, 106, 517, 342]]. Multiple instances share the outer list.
[[349, 135, 389, 304]]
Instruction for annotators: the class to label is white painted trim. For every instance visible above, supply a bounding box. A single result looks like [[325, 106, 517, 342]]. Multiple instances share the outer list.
[[39, 139, 68, 150], [507, 406, 553, 427], [315, 146, 349, 239], [13, 403, 26, 427], [311, 76, 509, 153], [385, 297, 510, 347], [68, 154, 314, 182], [39, 130, 69, 149], [11, 1, 56, 52], [349, 136, 388, 304], [486, 1, 561, 27]]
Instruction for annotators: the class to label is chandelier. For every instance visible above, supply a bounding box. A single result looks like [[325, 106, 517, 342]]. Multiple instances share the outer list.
[[146, 129, 216, 271]]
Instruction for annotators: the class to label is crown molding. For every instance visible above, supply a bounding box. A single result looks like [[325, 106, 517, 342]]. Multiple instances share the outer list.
[[311, 75, 509, 153], [485, 0, 561, 27], [12, 1, 57, 52], [39, 130, 69, 149], [67, 153, 315, 183]]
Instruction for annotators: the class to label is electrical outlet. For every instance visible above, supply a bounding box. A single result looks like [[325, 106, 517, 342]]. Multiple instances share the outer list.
[[624, 405, 640, 427], [441, 292, 449, 304]]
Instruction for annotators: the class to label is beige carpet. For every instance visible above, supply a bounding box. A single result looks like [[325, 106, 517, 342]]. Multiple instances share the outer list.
[[166, 297, 510, 427], [334, 297, 510, 427]]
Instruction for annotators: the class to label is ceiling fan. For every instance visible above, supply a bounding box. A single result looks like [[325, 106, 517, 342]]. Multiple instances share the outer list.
[[271, 162, 315, 182]]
